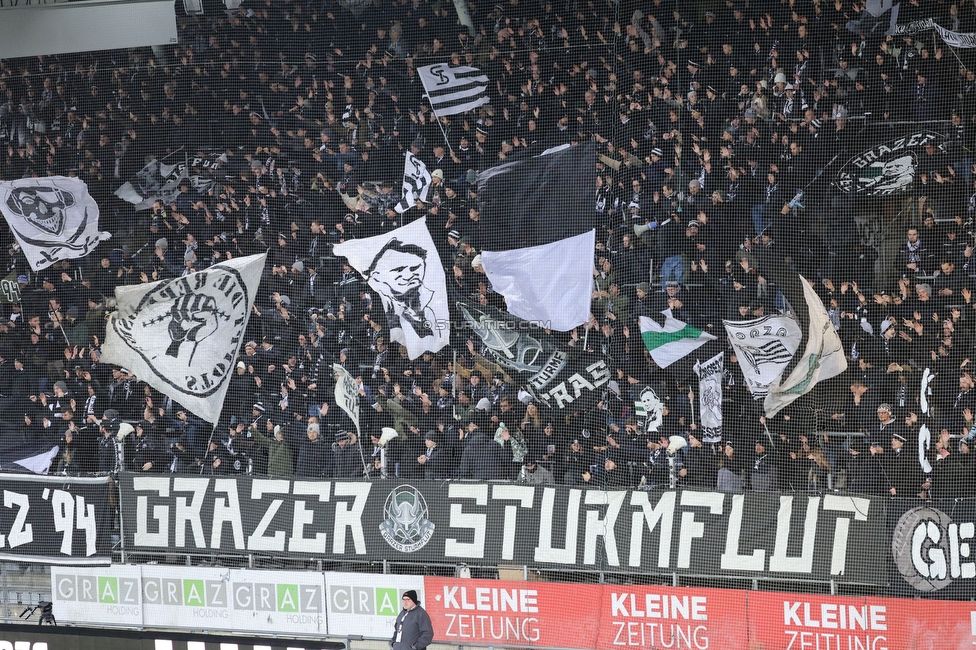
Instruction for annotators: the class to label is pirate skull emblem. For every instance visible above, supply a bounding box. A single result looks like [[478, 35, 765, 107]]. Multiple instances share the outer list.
[[6, 186, 75, 236]]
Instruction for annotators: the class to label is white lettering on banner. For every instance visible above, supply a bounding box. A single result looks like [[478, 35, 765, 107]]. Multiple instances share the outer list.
[[783, 602, 887, 630], [769, 496, 819, 573], [781, 603, 889, 650], [290, 482, 330, 554], [677, 492, 723, 568], [628, 491, 675, 568], [442, 586, 539, 612], [1, 490, 33, 549], [891, 506, 976, 591], [130, 478, 368, 554], [584, 490, 626, 566], [445, 483, 487, 558], [611, 622, 709, 648], [783, 631, 888, 650], [721, 494, 765, 571], [444, 613, 541, 642], [610, 593, 707, 620], [534, 488, 581, 563], [491, 485, 534, 561]]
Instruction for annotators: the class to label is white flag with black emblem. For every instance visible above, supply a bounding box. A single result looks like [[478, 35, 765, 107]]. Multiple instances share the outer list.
[[333, 217, 450, 359], [101, 253, 267, 423], [0, 177, 110, 271], [394, 152, 432, 214], [333, 364, 361, 438], [418, 63, 490, 118], [724, 315, 802, 399]]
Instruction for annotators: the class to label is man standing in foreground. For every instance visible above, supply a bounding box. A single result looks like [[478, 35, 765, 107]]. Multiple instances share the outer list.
[[391, 590, 434, 650]]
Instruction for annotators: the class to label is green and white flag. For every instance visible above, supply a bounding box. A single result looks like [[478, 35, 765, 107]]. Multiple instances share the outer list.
[[640, 310, 716, 368]]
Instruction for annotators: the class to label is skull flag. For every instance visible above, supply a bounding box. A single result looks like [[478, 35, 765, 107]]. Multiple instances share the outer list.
[[0, 177, 110, 271], [101, 253, 266, 423]]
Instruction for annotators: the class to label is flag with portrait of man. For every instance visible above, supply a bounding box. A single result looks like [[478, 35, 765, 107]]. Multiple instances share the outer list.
[[333, 217, 450, 360]]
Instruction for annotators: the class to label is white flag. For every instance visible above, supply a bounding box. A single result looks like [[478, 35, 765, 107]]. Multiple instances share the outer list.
[[694, 352, 724, 444], [418, 63, 489, 117], [724, 315, 802, 399], [101, 253, 266, 424], [763, 276, 848, 417], [333, 217, 450, 359], [115, 156, 185, 211], [394, 152, 432, 214], [333, 364, 361, 438], [0, 177, 110, 271]]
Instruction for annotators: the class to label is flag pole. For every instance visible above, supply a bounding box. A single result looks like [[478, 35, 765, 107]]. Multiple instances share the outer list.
[[435, 114, 455, 154], [198, 421, 219, 475]]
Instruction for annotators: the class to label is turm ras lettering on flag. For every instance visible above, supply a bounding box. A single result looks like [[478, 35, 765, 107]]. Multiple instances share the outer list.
[[477, 142, 596, 332], [457, 300, 610, 410], [334, 218, 450, 360], [100, 253, 266, 424], [417, 63, 490, 118], [0, 177, 110, 272]]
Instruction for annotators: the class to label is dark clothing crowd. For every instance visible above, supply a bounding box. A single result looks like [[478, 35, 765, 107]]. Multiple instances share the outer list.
[[0, 0, 975, 499]]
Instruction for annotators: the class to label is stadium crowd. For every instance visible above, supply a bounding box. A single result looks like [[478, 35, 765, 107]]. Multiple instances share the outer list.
[[0, 0, 975, 500]]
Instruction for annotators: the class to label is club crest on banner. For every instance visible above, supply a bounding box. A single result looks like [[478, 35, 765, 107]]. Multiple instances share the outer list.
[[379, 485, 435, 553], [109, 269, 249, 397], [835, 130, 949, 196]]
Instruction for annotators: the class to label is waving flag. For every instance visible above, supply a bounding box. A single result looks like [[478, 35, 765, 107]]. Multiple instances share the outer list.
[[0, 177, 109, 271], [394, 152, 432, 214], [334, 218, 450, 359], [101, 254, 266, 424], [478, 142, 596, 331], [640, 311, 716, 368], [418, 63, 489, 117], [762, 272, 848, 417]]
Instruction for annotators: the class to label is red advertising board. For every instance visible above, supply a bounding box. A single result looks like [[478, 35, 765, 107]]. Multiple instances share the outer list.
[[424, 578, 976, 650], [595, 584, 749, 649], [423, 576, 601, 648]]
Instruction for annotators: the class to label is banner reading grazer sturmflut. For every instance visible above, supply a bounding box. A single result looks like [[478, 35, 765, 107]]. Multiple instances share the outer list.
[[119, 474, 885, 584], [0, 473, 112, 564]]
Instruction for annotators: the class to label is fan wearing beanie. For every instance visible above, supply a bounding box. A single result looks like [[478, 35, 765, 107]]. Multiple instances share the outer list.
[[391, 589, 434, 650]]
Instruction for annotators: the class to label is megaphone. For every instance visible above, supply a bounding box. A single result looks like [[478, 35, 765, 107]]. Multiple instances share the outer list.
[[634, 223, 654, 237]]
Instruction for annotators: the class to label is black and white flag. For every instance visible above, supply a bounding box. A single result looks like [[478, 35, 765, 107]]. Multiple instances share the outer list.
[[847, 0, 900, 36], [0, 177, 110, 271], [457, 300, 610, 410], [694, 352, 724, 444], [724, 315, 802, 399], [394, 152, 432, 214], [833, 127, 950, 197], [115, 155, 184, 211], [478, 142, 596, 331], [116, 151, 227, 211], [417, 63, 490, 118], [100, 253, 266, 424], [759, 263, 848, 418], [333, 218, 450, 359]]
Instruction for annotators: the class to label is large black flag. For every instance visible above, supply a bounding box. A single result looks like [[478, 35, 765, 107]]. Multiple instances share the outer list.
[[477, 142, 596, 331]]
